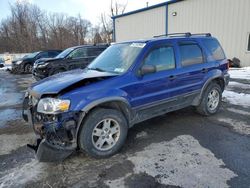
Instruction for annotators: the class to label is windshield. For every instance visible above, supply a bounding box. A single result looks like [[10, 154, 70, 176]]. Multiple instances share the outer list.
[[26, 51, 40, 59], [56, 47, 75, 58], [88, 43, 145, 74]]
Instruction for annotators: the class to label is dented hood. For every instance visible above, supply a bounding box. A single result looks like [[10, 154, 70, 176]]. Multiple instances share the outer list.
[[30, 69, 117, 97]]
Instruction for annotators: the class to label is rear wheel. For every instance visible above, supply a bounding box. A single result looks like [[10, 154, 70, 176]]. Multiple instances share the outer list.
[[78, 108, 128, 158], [196, 82, 222, 116]]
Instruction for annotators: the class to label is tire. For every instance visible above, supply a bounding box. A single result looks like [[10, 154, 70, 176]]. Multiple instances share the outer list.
[[24, 64, 33, 73], [78, 108, 128, 158], [196, 82, 222, 116]]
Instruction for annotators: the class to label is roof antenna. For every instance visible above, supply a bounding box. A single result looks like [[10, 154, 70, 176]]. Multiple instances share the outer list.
[[146, 2, 149, 7]]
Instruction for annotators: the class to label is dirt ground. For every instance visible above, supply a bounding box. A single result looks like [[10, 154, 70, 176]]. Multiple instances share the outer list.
[[0, 69, 250, 188]]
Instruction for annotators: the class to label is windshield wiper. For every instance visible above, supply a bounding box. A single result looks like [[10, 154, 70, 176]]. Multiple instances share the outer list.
[[87, 67, 106, 72]]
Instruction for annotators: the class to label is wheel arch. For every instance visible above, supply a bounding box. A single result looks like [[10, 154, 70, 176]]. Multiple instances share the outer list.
[[76, 97, 133, 139], [192, 75, 225, 106]]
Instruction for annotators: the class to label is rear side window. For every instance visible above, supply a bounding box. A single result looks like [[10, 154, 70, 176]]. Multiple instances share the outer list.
[[87, 48, 105, 56], [203, 39, 226, 60], [144, 46, 175, 72], [179, 43, 203, 66]]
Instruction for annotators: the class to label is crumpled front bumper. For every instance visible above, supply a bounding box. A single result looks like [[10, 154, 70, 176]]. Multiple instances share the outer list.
[[23, 96, 79, 162]]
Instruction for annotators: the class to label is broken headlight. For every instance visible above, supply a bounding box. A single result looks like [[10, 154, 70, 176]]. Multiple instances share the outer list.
[[37, 98, 70, 114]]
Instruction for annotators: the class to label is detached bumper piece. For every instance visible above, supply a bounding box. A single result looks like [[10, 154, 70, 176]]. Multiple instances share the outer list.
[[27, 139, 74, 162]]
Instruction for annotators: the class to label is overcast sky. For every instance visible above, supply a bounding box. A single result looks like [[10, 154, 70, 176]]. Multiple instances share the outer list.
[[0, 0, 168, 25]]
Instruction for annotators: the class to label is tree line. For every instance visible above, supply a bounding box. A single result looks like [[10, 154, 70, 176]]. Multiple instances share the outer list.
[[0, 0, 126, 53]]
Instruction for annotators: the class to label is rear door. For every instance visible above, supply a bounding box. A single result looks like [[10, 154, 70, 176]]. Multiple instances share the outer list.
[[166, 40, 207, 103]]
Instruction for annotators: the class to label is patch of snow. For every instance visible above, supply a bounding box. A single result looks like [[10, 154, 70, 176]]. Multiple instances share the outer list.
[[135, 131, 148, 139], [227, 108, 250, 116], [222, 90, 250, 107], [128, 135, 237, 188], [228, 81, 250, 89], [229, 67, 250, 80], [0, 159, 47, 188], [0, 133, 34, 155], [218, 118, 250, 135]]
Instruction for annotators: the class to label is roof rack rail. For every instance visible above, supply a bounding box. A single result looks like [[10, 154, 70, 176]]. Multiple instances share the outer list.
[[153, 32, 211, 38]]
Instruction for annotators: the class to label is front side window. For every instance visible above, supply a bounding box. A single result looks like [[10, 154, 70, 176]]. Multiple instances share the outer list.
[[37, 52, 49, 59], [144, 46, 175, 72], [68, 48, 87, 59], [179, 43, 203, 67], [88, 43, 144, 74]]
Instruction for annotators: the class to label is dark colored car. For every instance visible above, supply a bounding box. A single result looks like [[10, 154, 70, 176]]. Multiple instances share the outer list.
[[12, 50, 62, 74], [32, 44, 109, 80], [0, 58, 4, 68], [23, 33, 230, 162]]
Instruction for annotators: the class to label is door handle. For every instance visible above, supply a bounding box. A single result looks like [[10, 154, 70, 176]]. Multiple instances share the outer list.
[[201, 68, 208, 73], [169, 75, 176, 81]]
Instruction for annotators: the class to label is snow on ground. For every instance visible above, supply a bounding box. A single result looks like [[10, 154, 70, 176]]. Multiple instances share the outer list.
[[227, 108, 250, 116], [228, 81, 250, 89], [229, 67, 250, 80], [223, 90, 250, 107], [218, 118, 250, 135], [126, 135, 236, 188], [0, 133, 34, 155], [0, 65, 11, 71], [0, 159, 47, 188]]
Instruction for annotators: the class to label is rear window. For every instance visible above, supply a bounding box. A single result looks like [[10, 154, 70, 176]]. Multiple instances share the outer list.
[[203, 39, 225, 60], [179, 43, 203, 67]]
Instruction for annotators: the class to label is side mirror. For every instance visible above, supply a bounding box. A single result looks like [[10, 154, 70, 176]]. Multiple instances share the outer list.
[[140, 64, 156, 76]]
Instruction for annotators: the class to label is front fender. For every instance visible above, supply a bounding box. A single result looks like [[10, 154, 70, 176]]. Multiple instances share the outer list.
[[66, 88, 131, 112]]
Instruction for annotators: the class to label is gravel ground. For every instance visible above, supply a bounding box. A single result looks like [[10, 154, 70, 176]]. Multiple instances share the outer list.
[[0, 68, 250, 188]]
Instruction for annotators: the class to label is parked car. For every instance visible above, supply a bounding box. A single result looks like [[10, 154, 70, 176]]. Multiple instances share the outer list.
[[12, 50, 62, 74], [23, 33, 230, 162], [0, 58, 4, 68], [32, 44, 109, 80]]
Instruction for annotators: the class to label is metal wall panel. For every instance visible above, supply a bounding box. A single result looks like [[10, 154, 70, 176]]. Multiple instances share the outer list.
[[115, 6, 167, 42], [168, 0, 250, 66]]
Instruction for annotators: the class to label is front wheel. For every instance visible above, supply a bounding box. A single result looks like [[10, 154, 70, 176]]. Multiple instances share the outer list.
[[24, 64, 33, 73], [196, 82, 222, 116], [78, 108, 128, 158]]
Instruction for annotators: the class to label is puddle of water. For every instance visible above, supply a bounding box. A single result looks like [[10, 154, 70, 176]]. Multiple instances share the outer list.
[[0, 109, 21, 128]]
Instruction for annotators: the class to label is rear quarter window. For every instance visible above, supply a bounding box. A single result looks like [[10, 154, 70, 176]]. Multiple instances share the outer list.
[[203, 39, 226, 60]]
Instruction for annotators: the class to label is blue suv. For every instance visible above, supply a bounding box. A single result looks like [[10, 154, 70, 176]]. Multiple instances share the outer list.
[[23, 33, 230, 161]]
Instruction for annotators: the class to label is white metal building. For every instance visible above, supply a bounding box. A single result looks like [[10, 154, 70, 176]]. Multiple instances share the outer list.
[[112, 0, 250, 67]]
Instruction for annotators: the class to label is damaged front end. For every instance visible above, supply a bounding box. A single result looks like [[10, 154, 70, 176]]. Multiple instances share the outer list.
[[23, 93, 82, 162]]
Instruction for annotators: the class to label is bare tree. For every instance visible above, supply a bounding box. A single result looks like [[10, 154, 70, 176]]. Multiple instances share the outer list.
[[99, 0, 127, 43], [0, 1, 92, 53]]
